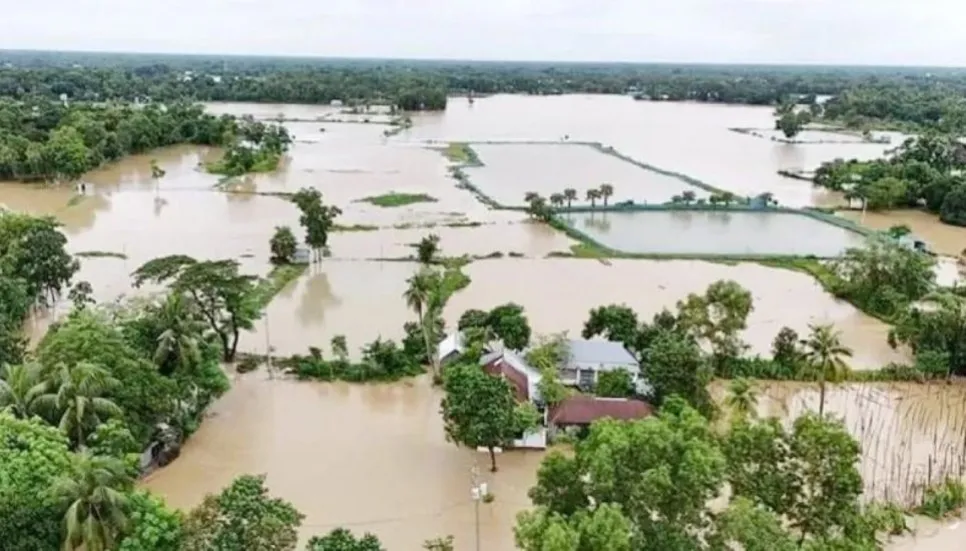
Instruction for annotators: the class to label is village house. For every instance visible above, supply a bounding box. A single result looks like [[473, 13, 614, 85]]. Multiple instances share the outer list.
[[467, 339, 653, 450]]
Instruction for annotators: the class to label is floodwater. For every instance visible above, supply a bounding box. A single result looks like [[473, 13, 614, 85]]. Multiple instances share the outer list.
[[402, 95, 900, 207], [0, 97, 954, 549], [563, 210, 867, 257], [838, 210, 966, 258], [141, 374, 543, 550], [241, 259, 904, 370], [466, 143, 707, 207]]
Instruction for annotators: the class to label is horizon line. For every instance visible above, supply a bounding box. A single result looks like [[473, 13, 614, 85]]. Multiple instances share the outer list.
[[2, 47, 966, 71]]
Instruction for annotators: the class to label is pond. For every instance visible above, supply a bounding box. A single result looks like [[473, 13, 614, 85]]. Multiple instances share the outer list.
[[465, 142, 707, 207], [563, 210, 869, 257]]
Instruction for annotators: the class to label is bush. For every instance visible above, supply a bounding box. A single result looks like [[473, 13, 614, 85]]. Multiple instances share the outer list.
[[917, 479, 966, 519]]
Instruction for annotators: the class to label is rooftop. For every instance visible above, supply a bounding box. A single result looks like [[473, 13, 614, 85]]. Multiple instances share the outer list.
[[549, 395, 653, 426], [566, 339, 639, 372]]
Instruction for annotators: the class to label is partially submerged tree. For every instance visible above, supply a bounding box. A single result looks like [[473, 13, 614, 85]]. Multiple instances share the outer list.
[[290, 187, 341, 261], [440, 363, 540, 471], [269, 226, 298, 265], [416, 233, 441, 265], [802, 323, 853, 417]]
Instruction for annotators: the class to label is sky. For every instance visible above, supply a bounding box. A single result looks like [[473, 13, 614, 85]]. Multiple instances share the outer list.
[[3, 0, 965, 66]]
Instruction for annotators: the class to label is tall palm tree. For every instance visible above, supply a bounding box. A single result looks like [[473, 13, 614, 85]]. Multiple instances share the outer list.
[[0, 362, 47, 418], [586, 188, 600, 208], [563, 188, 577, 208], [725, 377, 758, 421], [34, 362, 122, 449], [154, 293, 204, 376], [803, 324, 853, 417], [150, 159, 165, 199], [523, 191, 539, 204], [404, 269, 438, 379], [55, 451, 132, 551], [599, 183, 614, 206], [549, 193, 565, 208]]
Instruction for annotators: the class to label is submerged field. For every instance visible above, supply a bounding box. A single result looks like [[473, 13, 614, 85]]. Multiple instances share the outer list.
[[3, 95, 963, 550]]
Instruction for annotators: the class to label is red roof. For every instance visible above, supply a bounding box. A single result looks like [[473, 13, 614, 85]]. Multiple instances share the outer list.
[[549, 395, 653, 426], [483, 357, 529, 401]]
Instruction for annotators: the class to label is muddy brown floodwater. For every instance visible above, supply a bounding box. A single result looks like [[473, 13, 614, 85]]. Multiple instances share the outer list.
[[142, 374, 543, 550], [0, 97, 959, 549]]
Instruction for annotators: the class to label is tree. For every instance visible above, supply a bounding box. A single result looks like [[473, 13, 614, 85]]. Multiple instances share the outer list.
[[151, 292, 205, 377], [563, 188, 577, 208], [0, 212, 79, 305], [582, 304, 641, 352], [594, 369, 635, 398], [416, 233, 441, 265], [306, 528, 385, 550], [940, 183, 966, 226], [771, 326, 802, 372], [549, 193, 565, 208], [524, 398, 725, 551], [118, 491, 184, 551], [487, 303, 531, 350], [722, 414, 864, 544], [889, 292, 966, 376], [270, 226, 298, 265], [422, 535, 455, 551], [403, 266, 470, 380], [0, 413, 75, 551], [681, 190, 696, 204], [150, 159, 166, 198], [725, 378, 758, 421], [441, 364, 540, 471], [676, 280, 753, 370], [34, 361, 122, 448], [830, 236, 936, 318], [457, 308, 489, 332], [55, 451, 133, 551], [67, 280, 95, 311], [290, 187, 341, 261], [802, 324, 852, 417], [599, 183, 614, 206], [515, 504, 633, 551], [527, 450, 588, 516], [526, 334, 570, 406], [181, 474, 304, 551], [133, 256, 260, 362], [0, 362, 45, 418], [585, 188, 600, 207], [713, 497, 798, 551], [645, 330, 714, 417]]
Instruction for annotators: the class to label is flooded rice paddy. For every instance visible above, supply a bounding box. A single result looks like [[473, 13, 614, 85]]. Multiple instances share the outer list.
[[1, 96, 962, 549], [465, 142, 707, 206], [564, 210, 868, 257]]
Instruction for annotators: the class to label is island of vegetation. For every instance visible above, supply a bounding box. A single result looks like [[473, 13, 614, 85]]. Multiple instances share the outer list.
[[356, 192, 438, 208]]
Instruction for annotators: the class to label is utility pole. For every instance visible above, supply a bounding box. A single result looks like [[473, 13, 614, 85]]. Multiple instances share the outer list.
[[265, 313, 274, 380], [470, 465, 488, 551]]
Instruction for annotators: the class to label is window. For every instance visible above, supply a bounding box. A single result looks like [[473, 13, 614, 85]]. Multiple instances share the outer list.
[[578, 369, 595, 390]]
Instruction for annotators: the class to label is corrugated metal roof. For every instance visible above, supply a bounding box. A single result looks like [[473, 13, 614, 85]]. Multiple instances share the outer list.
[[567, 339, 639, 372], [549, 395, 653, 425]]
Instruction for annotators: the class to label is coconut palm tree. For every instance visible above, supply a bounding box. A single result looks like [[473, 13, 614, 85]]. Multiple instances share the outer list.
[[681, 190, 697, 205], [586, 188, 601, 208], [725, 377, 758, 421], [153, 293, 204, 376], [404, 269, 439, 379], [563, 188, 577, 208], [803, 323, 853, 417], [0, 362, 46, 418], [599, 183, 614, 206], [149, 159, 165, 199], [34, 362, 121, 449], [55, 451, 132, 551], [523, 191, 539, 204], [549, 193, 565, 208]]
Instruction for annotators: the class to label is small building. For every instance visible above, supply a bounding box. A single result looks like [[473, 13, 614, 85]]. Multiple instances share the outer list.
[[437, 332, 466, 366], [480, 349, 547, 449], [549, 395, 653, 437], [562, 339, 644, 392], [292, 246, 312, 264]]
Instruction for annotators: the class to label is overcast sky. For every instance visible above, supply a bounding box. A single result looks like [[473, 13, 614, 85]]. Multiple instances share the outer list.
[[3, 0, 964, 66]]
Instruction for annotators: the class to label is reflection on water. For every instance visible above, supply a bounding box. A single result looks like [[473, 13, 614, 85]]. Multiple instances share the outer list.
[[402, 95, 901, 207], [466, 143, 707, 207], [241, 259, 904, 369], [141, 375, 542, 550], [565, 211, 868, 257]]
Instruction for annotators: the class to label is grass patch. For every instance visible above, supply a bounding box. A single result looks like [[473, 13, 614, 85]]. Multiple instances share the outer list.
[[252, 263, 309, 309], [356, 192, 438, 208], [74, 250, 128, 260], [206, 153, 281, 177], [332, 223, 380, 232], [443, 142, 482, 165]]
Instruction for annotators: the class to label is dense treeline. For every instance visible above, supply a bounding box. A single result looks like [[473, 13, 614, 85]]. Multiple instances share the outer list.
[[813, 134, 966, 226], [822, 85, 966, 132], [0, 101, 236, 182], [4, 51, 966, 110]]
